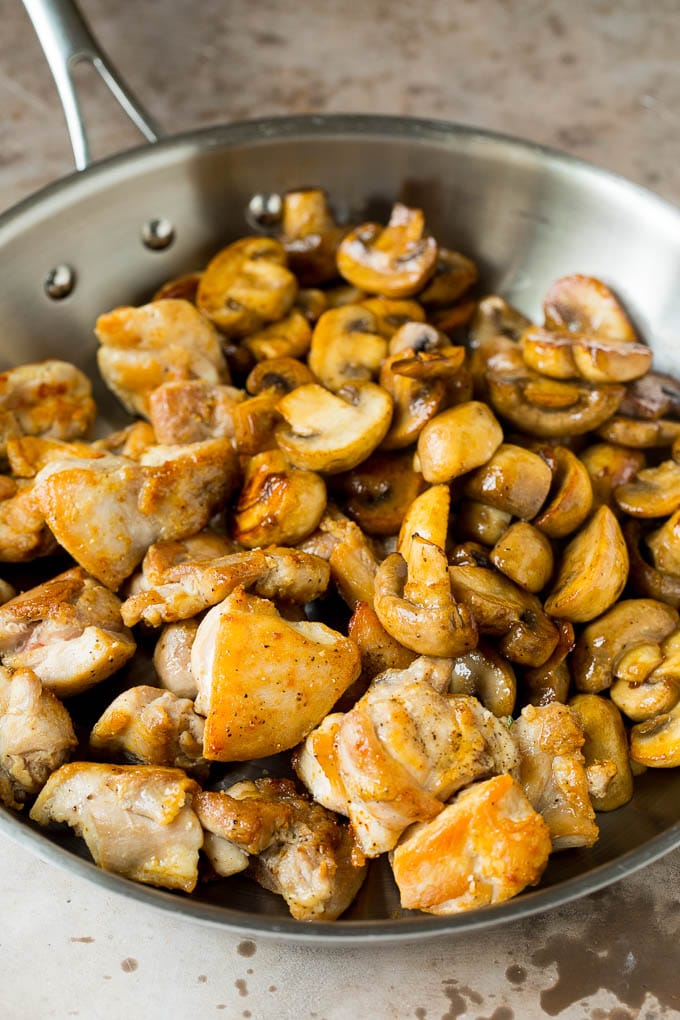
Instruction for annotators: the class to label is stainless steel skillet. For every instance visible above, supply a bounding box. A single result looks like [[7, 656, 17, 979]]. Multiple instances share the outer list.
[[0, 0, 678, 942]]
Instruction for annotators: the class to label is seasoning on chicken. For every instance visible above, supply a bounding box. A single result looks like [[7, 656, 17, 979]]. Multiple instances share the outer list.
[[153, 620, 199, 699], [191, 588, 361, 761], [148, 379, 244, 444], [391, 774, 551, 914], [34, 439, 239, 589], [95, 299, 229, 418], [90, 685, 206, 772], [514, 703, 599, 849], [0, 360, 96, 459], [196, 778, 367, 920], [0, 567, 136, 697], [0, 478, 58, 562], [0, 667, 76, 809]]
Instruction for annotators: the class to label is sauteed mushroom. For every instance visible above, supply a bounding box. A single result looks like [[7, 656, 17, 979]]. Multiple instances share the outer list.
[[463, 444, 552, 520], [532, 445, 593, 538], [417, 401, 503, 483], [332, 449, 425, 536], [490, 522, 554, 593], [630, 700, 680, 768], [543, 273, 637, 343], [487, 369, 625, 438], [308, 306, 386, 392], [279, 187, 344, 286], [233, 449, 327, 548], [615, 460, 680, 518], [521, 327, 651, 383], [242, 309, 313, 362], [568, 693, 633, 811]]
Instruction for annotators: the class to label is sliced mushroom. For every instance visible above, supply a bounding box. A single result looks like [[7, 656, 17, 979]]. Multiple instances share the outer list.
[[629, 700, 680, 768], [276, 382, 393, 474], [417, 249, 478, 307], [597, 415, 680, 448], [522, 620, 574, 707], [308, 305, 387, 392], [448, 563, 558, 667], [543, 273, 637, 343], [646, 509, 680, 578], [610, 630, 680, 722], [379, 353, 447, 450], [447, 643, 516, 717], [279, 187, 343, 285], [332, 450, 425, 536], [544, 506, 628, 623], [429, 298, 477, 335], [490, 522, 554, 593], [196, 236, 297, 336], [619, 371, 680, 420], [417, 401, 503, 484], [324, 283, 368, 308], [233, 449, 327, 548], [242, 309, 313, 362], [532, 445, 594, 538], [625, 518, 680, 607], [469, 295, 532, 347], [230, 389, 282, 455], [375, 486, 477, 658], [487, 369, 625, 438], [361, 297, 426, 338], [295, 287, 328, 324], [388, 321, 449, 357], [463, 444, 552, 520], [153, 271, 202, 303], [314, 507, 381, 609], [571, 598, 679, 693], [347, 601, 416, 687], [336, 203, 438, 298], [579, 442, 646, 511], [615, 459, 680, 518], [568, 694, 633, 811], [455, 500, 513, 546], [521, 326, 651, 383], [246, 356, 315, 396]]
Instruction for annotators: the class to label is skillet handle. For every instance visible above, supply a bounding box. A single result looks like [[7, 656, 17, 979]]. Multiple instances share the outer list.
[[22, 0, 163, 171]]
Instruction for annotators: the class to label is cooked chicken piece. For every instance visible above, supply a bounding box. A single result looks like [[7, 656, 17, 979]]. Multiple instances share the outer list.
[[6, 436, 100, 477], [30, 762, 202, 892], [91, 421, 157, 460], [0, 478, 58, 561], [153, 620, 199, 699], [298, 506, 379, 608], [514, 703, 598, 850], [0, 567, 136, 696], [196, 778, 367, 920], [34, 439, 239, 589], [391, 774, 551, 914], [297, 657, 518, 856], [90, 685, 206, 771], [0, 667, 76, 809], [192, 588, 361, 761], [95, 299, 229, 418], [0, 360, 96, 459], [148, 379, 245, 444], [347, 601, 416, 685]]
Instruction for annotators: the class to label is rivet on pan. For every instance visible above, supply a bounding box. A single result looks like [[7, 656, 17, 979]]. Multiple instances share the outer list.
[[142, 217, 175, 250], [247, 192, 283, 228], [44, 264, 76, 300]]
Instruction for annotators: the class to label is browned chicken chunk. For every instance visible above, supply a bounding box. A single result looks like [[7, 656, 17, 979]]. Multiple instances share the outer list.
[[0, 478, 58, 562], [148, 379, 244, 444]]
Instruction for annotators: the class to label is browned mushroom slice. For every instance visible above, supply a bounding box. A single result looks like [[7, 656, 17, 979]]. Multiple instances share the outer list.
[[429, 298, 477, 335], [360, 297, 426, 338], [456, 500, 513, 546], [580, 442, 646, 510], [490, 522, 554, 593], [619, 371, 680, 420], [463, 444, 552, 519], [233, 449, 326, 548], [379, 353, 447, 450], [417, 249, 478, 307], [487, 370, 625, 438], [544, 506, 628, 623], [305, 506, 381, 610], [279, 188, 344, 286], [245, 356, 314, 396], [347, 601, 416, 687], [571, 597, 679, 693], [332, 449, 425, 536], [469, 295, 533, 348], [276, 382, 393, 474], [522, 620, 574, 707], [447, 643, 516, 717], [95, 300, 229, 418], [324, 283, 368, 308], [336, 203, 438, 298], [153, 271, 202, 303], [416, 401, 503, 484], [196, 236, 297, 336], [148, 380, 244, 445], [609, 629, 680, 723], [543, 274, 637, 342], [568, 694, 633, 811], [630, 700, 680, 768], [597, 415, 680, 448], [295, 287, 328, 324], [521, 326, 651, 383], [230, 388, 282, 455], [646, 509, 680, 578], [531, 445, 593, 538], [615, 459, 680, 518], [242, 309, 313, 362], [448, 563, 558, 668], [387, 320, 448, 357], [308, 305, 387, 392], [514, 702, 598, 850], [625, 519, 680, 608]]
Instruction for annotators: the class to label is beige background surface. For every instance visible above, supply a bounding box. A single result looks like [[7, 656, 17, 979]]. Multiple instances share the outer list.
[[1, 1, 680, 1017]]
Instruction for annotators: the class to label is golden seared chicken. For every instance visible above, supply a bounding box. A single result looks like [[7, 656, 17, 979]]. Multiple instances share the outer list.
[[514, 703, 598, 849], [148, 379, 244, 444], [0, 568, 135, 697], [0, 478, 58, 562], [192, 588, 361, 761], [90, 685, 206, 772], [391, 774, 551, 915], [196, 778, 367, 920], [30, 763, 202, 892], [34, 439, 239, 589], [153, 620, 199, 699], [95, 299, 229, 418], [295, 657, 519, 856], [0, 360, 96, 459], [0, 667, 76, 809]]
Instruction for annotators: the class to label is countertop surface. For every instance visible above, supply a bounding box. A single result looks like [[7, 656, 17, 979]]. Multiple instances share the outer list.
[[2, 1, 680, 1017]]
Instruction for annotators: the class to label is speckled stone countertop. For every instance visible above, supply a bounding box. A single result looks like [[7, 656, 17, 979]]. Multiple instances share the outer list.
[[1, 2, 680, 1018]]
